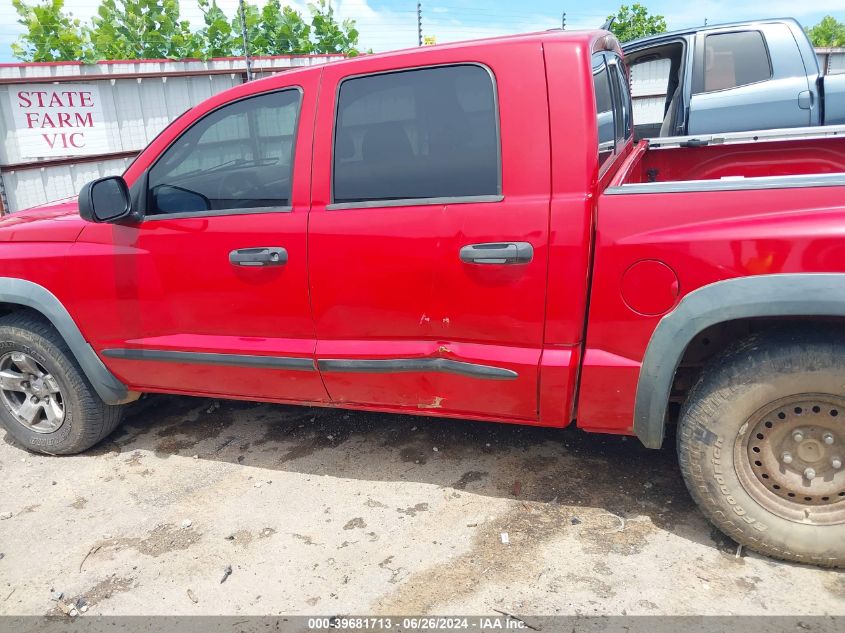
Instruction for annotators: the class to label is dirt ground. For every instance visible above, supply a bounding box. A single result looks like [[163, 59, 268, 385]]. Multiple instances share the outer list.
[[0, 395, 843, 617]]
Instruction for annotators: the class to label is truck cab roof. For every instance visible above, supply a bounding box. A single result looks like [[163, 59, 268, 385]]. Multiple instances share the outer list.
[[255, 28, 619, 80], [622, 17, 802, 50]]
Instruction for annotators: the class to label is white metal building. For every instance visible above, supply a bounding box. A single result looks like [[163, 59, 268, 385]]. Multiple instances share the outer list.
[[0, 54, 342, 213]]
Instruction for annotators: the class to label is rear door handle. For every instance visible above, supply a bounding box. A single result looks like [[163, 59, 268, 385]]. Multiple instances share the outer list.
[[229, 247, 288, 267], [798, 90, 813, 110], [460, 242, 533, 265]]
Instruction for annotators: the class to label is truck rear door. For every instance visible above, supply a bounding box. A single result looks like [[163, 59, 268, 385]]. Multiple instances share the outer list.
[[307, 44, 552, 421], [688, 23, 812, 134]]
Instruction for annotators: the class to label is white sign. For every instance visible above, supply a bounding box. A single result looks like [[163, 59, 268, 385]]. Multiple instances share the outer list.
[[9, 83, 108, 159]]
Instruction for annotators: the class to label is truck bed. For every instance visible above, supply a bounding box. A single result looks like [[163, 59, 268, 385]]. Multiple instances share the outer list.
[[610, 126, 845, 193]]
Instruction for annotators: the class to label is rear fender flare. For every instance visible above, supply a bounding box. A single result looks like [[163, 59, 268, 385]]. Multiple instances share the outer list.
[[634, 273, 845, 448]]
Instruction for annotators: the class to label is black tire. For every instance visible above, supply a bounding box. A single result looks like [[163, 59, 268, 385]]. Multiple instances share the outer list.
[[678, 327, 845, 568], [0, 311, 124, 455]]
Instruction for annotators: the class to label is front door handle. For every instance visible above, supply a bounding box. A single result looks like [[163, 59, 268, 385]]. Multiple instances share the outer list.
[[229, 247, 288, 267], [460, 242, 533, 265]]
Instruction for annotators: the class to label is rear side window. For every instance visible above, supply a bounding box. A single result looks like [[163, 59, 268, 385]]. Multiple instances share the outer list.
[[332, 64, 500, 204], [701, 31, 771, 93], [610, 59, 632, 141], [147, 89, 301, 215], [593, 55, 615, 168]]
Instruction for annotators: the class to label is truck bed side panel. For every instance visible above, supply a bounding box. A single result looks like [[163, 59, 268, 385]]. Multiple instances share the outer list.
[[578, 183, 845, 434]]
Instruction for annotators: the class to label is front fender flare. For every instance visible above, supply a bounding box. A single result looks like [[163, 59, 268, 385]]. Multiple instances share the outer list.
[[0, 277, 133, 405], [634, 273, 845, 449]]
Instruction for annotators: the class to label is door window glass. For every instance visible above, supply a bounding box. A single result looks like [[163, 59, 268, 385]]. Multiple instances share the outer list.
[[702, 31, 771, 93], [593, 55, 615, 168], [333, 64, 500, 203], [147, 89, 301, 215]]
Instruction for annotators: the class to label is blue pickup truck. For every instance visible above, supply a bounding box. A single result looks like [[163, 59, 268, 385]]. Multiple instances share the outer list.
[[623, 18, 845, 138]]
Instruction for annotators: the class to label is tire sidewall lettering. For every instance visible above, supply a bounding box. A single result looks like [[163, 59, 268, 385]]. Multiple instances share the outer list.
[[708, 432, 769, 532]]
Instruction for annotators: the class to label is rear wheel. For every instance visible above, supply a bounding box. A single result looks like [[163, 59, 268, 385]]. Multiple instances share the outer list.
[[0, 312, 124, 454], [678, 328, 845, 567]]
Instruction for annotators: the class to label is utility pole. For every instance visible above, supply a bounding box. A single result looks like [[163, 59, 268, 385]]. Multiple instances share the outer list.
[[561, 11, 566, 30], [417, 2, 423, 47], [238, 0, 254, 81]]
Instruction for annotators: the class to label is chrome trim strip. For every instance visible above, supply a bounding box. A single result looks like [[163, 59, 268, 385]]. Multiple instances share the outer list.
[[144, 205, 293, 221], [605, 172, 845, 195], [102, 348, 315, 371], [327, 194, 503, 211], [647, 123, 845, 149], [317, 357, 518, 380]]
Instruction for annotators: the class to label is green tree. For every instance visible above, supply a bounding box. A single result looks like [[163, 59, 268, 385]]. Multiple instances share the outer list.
[[193, 0, 236, 59], [607, 3, 667, 43], [308, 0, 359, 56], [259, 0, 312, 54], [11, 0, 360, 62], [806, 15, 845, 47], [88, 0, 198, 60], [11, 0, 88, 61]]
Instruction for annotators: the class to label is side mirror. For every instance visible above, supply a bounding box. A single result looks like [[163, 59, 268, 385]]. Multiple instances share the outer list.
[[78, 176, 133, 223]]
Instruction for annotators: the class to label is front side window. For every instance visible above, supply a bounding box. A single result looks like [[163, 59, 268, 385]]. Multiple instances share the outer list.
[[593, 54, 615, 168], [333, 64, 500, 204], [701, 31, 771, 93], [147, 89, 301, 215]]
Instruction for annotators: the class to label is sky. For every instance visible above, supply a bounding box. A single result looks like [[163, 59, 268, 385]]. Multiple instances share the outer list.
[[1, 0, 844, 62]]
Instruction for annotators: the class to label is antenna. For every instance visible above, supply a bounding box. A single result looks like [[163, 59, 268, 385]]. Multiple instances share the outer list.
[[417, 3, 423, 46], [600, 16, 615, 31]]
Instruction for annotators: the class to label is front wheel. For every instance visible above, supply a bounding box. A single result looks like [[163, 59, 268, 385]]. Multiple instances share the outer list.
[[0, 312, 124, 454], [678, 328, 845, 567]]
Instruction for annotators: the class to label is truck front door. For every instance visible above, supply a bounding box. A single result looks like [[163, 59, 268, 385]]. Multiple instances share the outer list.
[[73, 76, 329, 403]]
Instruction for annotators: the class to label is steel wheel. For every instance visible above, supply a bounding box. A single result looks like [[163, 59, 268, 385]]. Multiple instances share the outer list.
[[735, 394, 845, 526], [0, 351, 65, 433]]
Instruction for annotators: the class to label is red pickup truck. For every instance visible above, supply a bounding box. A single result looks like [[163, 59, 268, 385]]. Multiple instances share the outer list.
[[0, 30, 843, 567]]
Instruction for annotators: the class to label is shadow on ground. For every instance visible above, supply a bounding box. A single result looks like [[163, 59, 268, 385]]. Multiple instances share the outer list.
[[68, 394, 737, 557]]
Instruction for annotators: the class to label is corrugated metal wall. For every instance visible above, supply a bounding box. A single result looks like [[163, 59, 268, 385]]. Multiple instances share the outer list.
[[0, 75, 240, 166], [817, 48, 845, 75], [2, 157, 135, 212], [630, 58, 671, 127], [0, 55, 341, 213]]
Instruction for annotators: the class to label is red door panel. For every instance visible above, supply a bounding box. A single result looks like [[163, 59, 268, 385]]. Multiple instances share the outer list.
[[70, 72, 328, 403], [308, 43, 552, 420]]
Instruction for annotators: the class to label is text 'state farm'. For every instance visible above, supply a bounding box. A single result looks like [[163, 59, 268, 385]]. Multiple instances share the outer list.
[[10, 84, 108, 159]]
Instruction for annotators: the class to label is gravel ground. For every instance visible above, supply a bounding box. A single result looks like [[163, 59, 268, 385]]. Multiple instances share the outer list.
[[0, 395, 843, 618]]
